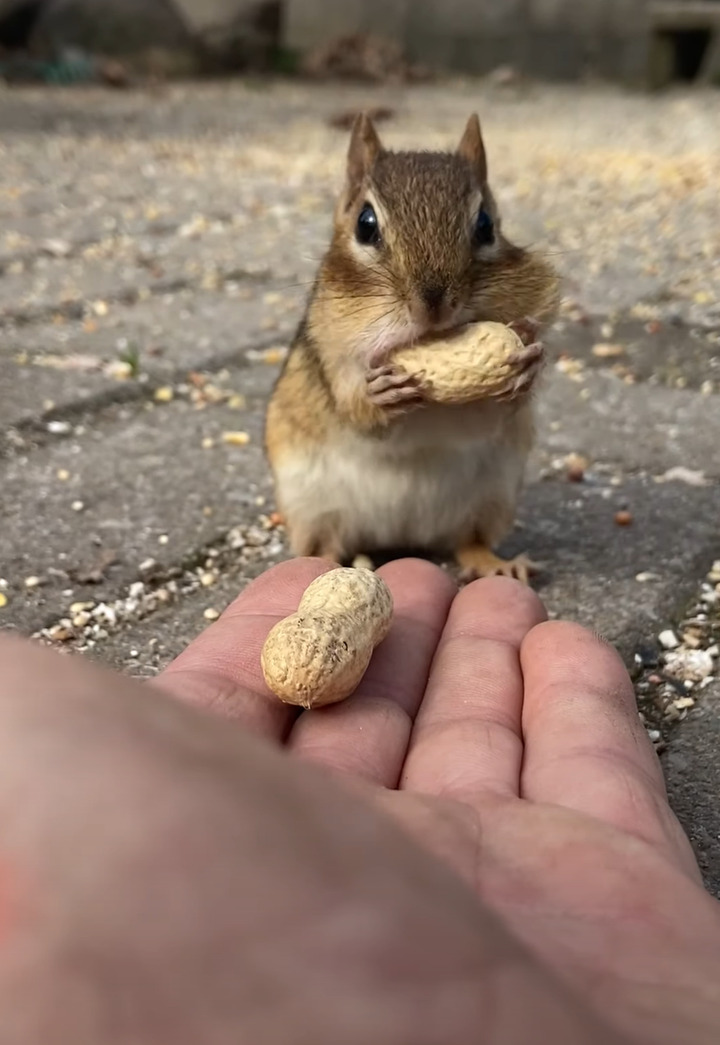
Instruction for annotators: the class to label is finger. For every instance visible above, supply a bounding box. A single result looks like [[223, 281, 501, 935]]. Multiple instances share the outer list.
[[153, 558, 333, 741], [520, 621, 701, 879], [288, 559, 456, 787], [401, 577, 547, 801]]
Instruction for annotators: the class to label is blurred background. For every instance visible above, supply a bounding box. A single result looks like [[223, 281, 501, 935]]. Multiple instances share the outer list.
[[1, 0, 720, 85], [0, 0, 719, 887]]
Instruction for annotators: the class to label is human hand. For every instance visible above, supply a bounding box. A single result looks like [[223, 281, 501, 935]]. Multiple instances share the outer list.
[[0, 581, 619, 1045], [159, 558, 720, 1045]]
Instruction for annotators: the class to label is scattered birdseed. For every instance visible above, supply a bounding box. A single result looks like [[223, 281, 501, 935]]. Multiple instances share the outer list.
[[222, 431, 251, 446], [592, 342, 625, 358], [664, 648, 714, 683], [352, 555, 375, 571]]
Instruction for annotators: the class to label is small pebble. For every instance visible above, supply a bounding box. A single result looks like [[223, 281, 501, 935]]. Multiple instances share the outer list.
[[158, 534, 169, 545], [614, 510, 633, 526], [47, 420, 71, 435], [71, 500, 84, 512], [0, 593, 7, 609], [203, 607, 220, 621], [658, 629, 679, 650], [200, 571, 216, 587], [24, 576, 41, 589]]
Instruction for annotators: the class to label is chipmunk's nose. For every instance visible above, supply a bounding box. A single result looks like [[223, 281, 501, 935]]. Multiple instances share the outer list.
[[421, 283, 447, 313]]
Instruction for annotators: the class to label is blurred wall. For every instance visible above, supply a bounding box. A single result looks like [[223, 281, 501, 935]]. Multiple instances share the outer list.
[[283, 0, 653, 81], [0, 0, 280, 71]]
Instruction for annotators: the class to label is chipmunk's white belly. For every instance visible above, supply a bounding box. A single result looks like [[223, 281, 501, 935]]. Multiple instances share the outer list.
[[276, 406, 529, 554]]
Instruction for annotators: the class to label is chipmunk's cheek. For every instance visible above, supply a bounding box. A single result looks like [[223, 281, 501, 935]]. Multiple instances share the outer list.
[[364, 318, 419, 368]]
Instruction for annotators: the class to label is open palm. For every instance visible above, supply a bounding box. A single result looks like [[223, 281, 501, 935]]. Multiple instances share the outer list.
[[158, 559, 720, 1045]]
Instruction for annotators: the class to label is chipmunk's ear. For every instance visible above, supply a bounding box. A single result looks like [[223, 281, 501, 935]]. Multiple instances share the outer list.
[[346, 113, 382, 193], [457, 113, 488, 184]]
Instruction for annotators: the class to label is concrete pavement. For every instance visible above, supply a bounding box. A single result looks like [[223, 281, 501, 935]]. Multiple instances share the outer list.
[[1, 78, 719, 889]]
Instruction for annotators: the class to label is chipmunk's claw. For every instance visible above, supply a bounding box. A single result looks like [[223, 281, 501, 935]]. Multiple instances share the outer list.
[[366, 363, 428, 414], [508, 315, 542, 347], [457, 547, 543, 586], [496, 341, 546, 401]]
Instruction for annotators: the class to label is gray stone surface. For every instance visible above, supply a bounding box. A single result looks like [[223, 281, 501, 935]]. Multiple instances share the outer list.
[[0, 79, 719, 893], [663, 682, 720, 897]]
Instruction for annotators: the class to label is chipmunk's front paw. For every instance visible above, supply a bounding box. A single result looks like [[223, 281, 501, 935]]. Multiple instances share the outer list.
[[366, 363, 427, 415], [508, 315, 542, 347], [496, 340, 545, 401]]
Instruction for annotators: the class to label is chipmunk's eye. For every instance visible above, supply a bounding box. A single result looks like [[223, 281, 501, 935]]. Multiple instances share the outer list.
[[473, 208, 495, 248], [356, 203, 381, 246]]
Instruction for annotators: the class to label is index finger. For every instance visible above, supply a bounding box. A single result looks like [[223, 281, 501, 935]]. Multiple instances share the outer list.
[[153, 558, 333, 741], [520, 621, 702, 881]]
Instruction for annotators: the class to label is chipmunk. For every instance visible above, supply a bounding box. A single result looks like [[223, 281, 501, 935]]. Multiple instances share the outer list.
[[265, 113, 561, 581]]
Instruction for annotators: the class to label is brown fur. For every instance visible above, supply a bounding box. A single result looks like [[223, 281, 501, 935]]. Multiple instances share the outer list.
[[265, 114, 561, 571]]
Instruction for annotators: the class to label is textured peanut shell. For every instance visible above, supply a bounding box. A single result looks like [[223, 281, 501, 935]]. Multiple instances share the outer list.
[[261, 567, 393, 709], [394, 321, 525, 404]]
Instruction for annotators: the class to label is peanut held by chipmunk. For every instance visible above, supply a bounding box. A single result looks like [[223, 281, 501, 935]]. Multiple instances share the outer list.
[[265, 113, 560, 582]]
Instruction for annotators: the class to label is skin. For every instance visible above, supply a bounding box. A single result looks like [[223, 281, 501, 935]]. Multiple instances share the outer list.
[[0, 559, 718, 1043]]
